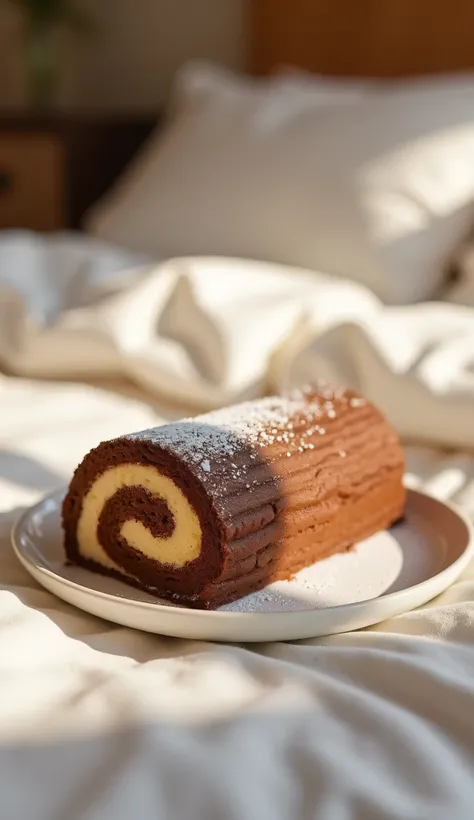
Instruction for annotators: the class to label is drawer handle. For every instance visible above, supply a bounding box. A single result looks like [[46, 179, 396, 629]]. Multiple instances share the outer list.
[[0, 171, 13, 195]]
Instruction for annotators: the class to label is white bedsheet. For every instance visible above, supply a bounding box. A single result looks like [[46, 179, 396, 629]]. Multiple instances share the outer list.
[[3, 231, 474, 449], [1, 232, 474, 819]]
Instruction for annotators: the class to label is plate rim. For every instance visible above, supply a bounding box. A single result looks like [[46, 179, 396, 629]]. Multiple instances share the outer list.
[[11, 486, 474, 623]]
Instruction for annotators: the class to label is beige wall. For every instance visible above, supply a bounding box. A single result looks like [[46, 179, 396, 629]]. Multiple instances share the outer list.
[[0, 0, 246, 111]]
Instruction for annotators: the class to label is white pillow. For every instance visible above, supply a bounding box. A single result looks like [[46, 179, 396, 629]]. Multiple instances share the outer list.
[[86, 63, 474, 304]]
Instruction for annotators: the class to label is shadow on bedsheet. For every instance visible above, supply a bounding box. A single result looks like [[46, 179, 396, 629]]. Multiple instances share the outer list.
[[0, 712, 372, 820], [0, 450, 64, 493], [0, 677, 472, 820]]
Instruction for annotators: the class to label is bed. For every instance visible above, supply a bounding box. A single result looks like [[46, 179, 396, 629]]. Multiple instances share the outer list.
[[2, 3, 474, 819]]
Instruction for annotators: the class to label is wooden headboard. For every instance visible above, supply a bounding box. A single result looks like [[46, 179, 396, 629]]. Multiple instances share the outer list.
[[250, 0, 474, 78]]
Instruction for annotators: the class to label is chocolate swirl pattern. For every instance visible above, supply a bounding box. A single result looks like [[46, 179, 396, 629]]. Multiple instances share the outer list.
[[62, 386, 406, 609]]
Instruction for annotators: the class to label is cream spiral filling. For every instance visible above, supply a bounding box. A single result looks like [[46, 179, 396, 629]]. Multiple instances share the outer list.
[[76, 463, 202, 571]]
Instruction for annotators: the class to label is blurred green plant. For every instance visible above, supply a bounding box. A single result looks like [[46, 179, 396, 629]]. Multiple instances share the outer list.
[[5, 0, 97, 108], [8, 0, 93, 30]]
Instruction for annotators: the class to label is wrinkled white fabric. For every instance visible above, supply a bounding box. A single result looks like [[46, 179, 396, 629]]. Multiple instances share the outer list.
[[1, 378, 474, 820], [2, 232, 474, 452], [1, 233, 474, 818]]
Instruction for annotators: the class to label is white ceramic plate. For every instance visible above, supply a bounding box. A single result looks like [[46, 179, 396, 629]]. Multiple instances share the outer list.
[[11, 488, 474, 642]]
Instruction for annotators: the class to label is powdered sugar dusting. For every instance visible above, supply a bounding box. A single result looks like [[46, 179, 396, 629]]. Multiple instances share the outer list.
[[126, 386, 359, 493]]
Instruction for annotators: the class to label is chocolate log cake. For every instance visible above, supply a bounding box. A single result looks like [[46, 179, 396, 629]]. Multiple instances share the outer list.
[[62, 385, 405, 609]]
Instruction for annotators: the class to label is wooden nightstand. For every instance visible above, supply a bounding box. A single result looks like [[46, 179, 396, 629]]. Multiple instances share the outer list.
[[0, 113, 156, 231]]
